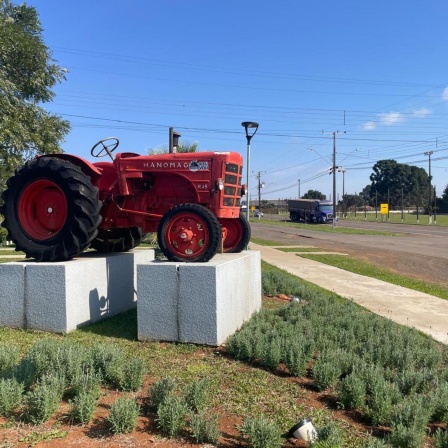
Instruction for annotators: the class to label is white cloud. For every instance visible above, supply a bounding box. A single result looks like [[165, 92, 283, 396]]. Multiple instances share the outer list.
[[378, 112, 404, 126], [442, 87, 448, 101], [363, 121, 376, 130], [413, 108, 431, 118]]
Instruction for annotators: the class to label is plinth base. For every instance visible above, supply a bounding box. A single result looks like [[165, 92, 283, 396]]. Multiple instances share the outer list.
[[0, 250, 154, 332], [137, 251, 261, 346]]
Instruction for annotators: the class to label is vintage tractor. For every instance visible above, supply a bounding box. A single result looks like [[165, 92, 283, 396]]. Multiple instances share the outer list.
[[0, 137, 250, 262]]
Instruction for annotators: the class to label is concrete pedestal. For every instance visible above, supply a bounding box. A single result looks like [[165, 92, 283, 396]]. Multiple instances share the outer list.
[[0, 250, 154, 332], [137, 251, 262, 346]]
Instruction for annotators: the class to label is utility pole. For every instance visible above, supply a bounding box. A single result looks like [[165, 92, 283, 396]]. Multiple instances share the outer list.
[[320, 130, 345, 227], [424, 151, 434, 224], [298, 179, 301, 199], [256, 171, 265, 217], [434, 185, 437, 224], [338, 167, 346, 218]]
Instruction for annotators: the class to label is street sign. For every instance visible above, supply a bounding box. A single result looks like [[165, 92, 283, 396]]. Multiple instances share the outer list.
[[380, 203, 389, 215]]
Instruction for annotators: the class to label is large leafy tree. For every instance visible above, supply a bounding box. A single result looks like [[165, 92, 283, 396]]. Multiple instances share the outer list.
[[0, 0, 69, 200], [302, 189, 326, 200], [437, 184, 448, 213], [367, 159, 429, 209]]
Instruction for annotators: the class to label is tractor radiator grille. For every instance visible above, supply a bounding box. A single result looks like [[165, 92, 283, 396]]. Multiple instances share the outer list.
[[223, 163, 242, 207]]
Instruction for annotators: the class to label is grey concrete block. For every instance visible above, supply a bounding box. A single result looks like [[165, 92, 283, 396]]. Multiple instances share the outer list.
[[138, 250, 262, 345], [0, 249, 154, 333], [0, 263, 26, 328], [137, 263, 179, 341]]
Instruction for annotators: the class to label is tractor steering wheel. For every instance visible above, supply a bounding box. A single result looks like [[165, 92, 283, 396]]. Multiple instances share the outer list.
[[91, 137, 120, 160]]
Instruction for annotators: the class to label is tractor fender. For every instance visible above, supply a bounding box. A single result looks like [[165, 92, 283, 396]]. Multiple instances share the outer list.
[[41, 154, 102, 182]]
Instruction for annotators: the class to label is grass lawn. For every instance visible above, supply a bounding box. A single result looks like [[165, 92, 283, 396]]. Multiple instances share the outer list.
[[299, 253, 448, 300], [253, 217, 400, 235], [340, 212, 448, 226]]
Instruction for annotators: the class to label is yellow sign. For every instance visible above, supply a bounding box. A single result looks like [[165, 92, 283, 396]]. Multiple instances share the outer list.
[[380, 203, 389, 215], [250, 206, 256, 211]]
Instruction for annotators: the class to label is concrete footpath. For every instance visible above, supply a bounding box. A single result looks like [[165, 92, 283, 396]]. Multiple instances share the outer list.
[[250, 243, 448, 345]]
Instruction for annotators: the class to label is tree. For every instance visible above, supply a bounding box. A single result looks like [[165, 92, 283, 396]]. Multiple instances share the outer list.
[[0, 0, 70, 200], [148, 140, 199, 155], [437, 184, 448, 213], [340, 193, 364, 210], [368, 160, 429, 209], [302, 189, 326, 200]]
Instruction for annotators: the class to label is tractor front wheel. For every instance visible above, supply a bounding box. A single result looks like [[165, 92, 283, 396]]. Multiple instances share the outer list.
[[1, 157, 102, 261], [157, 204, 221, 262], [220, 214, 251, 253], [90, 227, 145, 253]]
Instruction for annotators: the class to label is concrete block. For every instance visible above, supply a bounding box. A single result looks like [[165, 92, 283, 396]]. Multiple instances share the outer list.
[[137, 250, 262, 345], [0, 263, 26, 328], [0, 249, 154, 333], [137, 264, 179, 341]]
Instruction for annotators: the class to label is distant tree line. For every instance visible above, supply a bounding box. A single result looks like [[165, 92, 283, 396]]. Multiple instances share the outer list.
[[299, 159, 448, 213]]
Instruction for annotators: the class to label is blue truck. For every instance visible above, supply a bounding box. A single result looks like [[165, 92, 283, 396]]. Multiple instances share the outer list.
[[287, 199, 336, 224]]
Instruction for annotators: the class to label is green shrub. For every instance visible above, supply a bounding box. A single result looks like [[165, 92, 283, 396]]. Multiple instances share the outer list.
[[311, 420, 343, 447], [189, 410, 220, 444], [118, 358, 146, 392], [364, 377, 401, 426], [261, 269, 303, 296], [284, 344, 307, 377], [434, 428, 448, 448], [365, 438, 389, 447], [148, 376, 175, 411], [21, 374, 64, 424], [395, 368, 439, 396], [68, 390, 98, 424], [0, 344, 20, 378], [107, 396, 140, 434], [69, 367, 102, 399], [337, 372, 366, 410], [0, 378, 23, 417], [312, 357, 341, 391], [92, 343, 126, 386], [388, 422, 425, 448], [156, 395, 187, 437], [391, 394, 432, 432], [57, 342, 95, 386], [13, 358, 37, 390], [240, 416, 282, 448], [429, 382, 448, 422], [260, 335, 282, 371], [226, 330, 254, 362], [183, 378, 210, 413], [25, 339, 64, 380]]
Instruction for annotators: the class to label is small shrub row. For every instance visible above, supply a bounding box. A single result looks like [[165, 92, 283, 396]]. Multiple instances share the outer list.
[[0, 339, 146, 424], [226, 264, 448, 447], [148, 376, 220, 444]]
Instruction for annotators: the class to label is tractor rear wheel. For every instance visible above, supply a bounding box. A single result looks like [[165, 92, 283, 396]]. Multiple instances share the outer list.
[[157, 204, 221, 262], [1, 157, 102, 261], [90, 227, 145, 253], [220, 214, 251, 253]]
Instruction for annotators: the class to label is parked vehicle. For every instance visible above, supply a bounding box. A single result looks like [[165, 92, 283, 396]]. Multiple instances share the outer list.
[[1, 137, 250, 263], [254, 210, 263, 218], [287, 199, 335, 223]]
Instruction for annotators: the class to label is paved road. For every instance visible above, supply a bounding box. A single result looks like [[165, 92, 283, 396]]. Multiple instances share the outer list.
[[250, 217, 448, 260]]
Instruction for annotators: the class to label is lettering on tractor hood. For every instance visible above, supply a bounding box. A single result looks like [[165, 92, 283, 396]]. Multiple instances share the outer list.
[[142, 160, 209, 171]]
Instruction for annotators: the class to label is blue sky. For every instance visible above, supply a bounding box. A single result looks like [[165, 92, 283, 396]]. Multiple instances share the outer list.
[[30, 0, 448, 201]]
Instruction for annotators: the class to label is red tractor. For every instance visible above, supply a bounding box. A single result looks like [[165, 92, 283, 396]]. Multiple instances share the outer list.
[[1, 137, 250, 262]]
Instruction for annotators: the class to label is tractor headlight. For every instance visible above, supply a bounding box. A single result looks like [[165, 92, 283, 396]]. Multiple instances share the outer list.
[[215, 178, 224, 190]]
